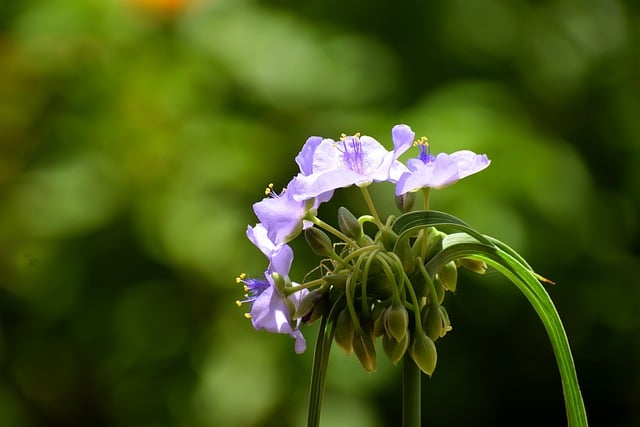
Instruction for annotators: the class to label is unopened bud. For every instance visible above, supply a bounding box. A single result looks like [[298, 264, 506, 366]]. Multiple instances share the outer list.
[[352, 328, 377, 372], [393, 238, 415, 274], [337, 207, 363, 239], [458, 258, 487, 274], [432, 276, 445, 304], [334, 308, 355, 355], [372, 303, 387, 338], [271, 272, 287, 295], [384, 301, 409, 342], [323, 272, 349, 287], [409, 329, 438, 376], [424, 229, 446, 261], [378, 228, 398, 251], [395, 192, 415, 213], [422, 305, 452, 341], [293, 288, 326, 324], [383, 329, 409, 364], [304, 227, 333, 257], [438, 261, 458, 292]]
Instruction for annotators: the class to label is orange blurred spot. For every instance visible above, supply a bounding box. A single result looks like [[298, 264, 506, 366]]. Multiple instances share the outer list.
[[129, 0, 192, 16]]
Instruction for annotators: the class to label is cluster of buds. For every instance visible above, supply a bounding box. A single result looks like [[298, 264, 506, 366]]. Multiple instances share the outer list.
[[236, 124, 490, 375]]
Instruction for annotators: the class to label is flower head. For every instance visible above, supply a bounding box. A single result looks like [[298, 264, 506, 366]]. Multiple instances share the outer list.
[[236, 238, 308, 353], [253, 176, 333, 245], [292, 124, 415, 200], [246, 223, 293, 274], [396, 138, 490, 195]]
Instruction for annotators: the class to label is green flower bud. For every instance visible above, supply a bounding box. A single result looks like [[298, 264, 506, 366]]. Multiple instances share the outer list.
[[377, 228, 399, 251], [422, 305, 453, 341], [293, 288, 326, 325], [322, 272, 349, 287], [383, 329, 410, 365], [393, 238, 415, 274], [304, 227, 333, 257], [438, 261, 458, 292], [384, 301, 409, 342], [395, 192, 415, 213], [337, 207, 363, 239], [458, 258, 487, 274], [352, 327, 377, 372], [424, 229, 446, 261], [409, 329, 438, 376], [422, 306, 439, 341], [334, 308, 355, 355], [432, 276, 445, 305], [372, 302, 387, 338]]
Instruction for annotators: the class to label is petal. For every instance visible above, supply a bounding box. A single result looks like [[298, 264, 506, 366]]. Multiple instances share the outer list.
[[291, 329, 307, 354], [250, 286, 293, 334], [295, 136, 323, 175], [292, 169, 368, 200], [304, 138, 342, 174], [449, 151, 491, 178], [391, 124, 415, 156], [253, 196, 304, 245]]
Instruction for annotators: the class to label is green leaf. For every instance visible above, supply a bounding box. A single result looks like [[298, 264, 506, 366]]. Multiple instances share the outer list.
[[391, 210, 494, 252], [470, 246, 589, 427]]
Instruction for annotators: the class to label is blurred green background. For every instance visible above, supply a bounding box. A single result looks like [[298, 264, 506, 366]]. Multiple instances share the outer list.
[[1, 0, 639, 426]]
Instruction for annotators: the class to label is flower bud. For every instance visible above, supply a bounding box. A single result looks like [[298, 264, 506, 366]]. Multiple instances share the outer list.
[[424, 229, 446, 261], [352, 328, 377, 372], [384, 301, 409, 342], [458, 258, 487, 274], [393, 238, 415, 274], [271, 272, 287, 295], [322, 272, 349, 287], [372, 303, 387, 338], [383, 329, 409, 365], [395, 192, 415, 213], [304, 227, 333, 257], [409, 329, 438, 376], [333, 308, 355, 355], [432, 276, 445, 304], [337, 207, 363, 239], [293, 288, 326, 325], [378, 228, 398, 251], [422, 305, 452, 341], [438, 261, 458, 292]]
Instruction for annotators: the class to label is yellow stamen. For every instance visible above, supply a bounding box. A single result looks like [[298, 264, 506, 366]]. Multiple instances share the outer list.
[[244, 313, 252, 319], [235, 300, 242, 307], [339, 132, 361, 141], [264, 183, 274, 196], [413, 136, 429, 146], [235, 273, 246, 283]]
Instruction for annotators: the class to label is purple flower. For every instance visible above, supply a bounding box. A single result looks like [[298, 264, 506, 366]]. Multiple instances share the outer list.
[[253, 175, 333, 245], [395, 141, 490, 195], [292, 124, 415, 200], [238, 228, 308, 353], [246, 223, 293, 274]]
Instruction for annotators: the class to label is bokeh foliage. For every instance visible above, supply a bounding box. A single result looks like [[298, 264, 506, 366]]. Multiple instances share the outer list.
[[0, 0, 639, 426]]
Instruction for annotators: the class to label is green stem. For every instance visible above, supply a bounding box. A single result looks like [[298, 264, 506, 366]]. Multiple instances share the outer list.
[[309, 215, 359, 248], [421, 187, 431, 211], [402, 353, 421, 427], [360, 187, 383, 227]]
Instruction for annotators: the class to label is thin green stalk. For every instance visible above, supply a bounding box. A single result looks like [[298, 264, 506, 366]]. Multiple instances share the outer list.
[[472, 251, 588, 427], [402, 353, 421, 427], [308, 215, 359, 248], [421, 187, 431, 211], [360, 187, 383, 227]]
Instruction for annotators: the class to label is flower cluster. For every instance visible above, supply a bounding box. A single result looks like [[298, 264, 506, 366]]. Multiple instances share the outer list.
[[236, 124, 490, 372]]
